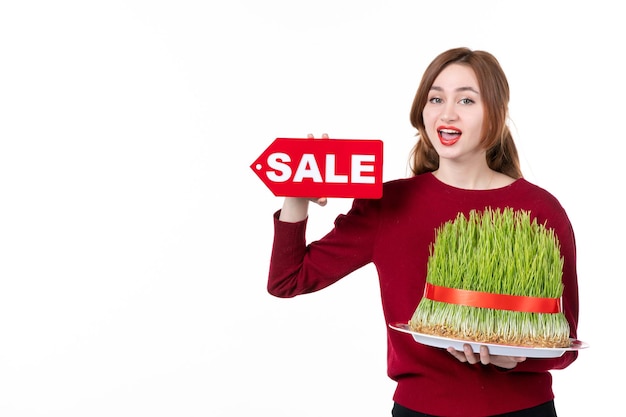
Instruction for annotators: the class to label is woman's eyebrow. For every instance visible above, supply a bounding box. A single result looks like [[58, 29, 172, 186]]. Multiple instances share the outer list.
[[430, 85, 480, 94]]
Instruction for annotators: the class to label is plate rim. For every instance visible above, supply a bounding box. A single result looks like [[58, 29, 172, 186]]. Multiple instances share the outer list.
[[389, 322, 589, 353]]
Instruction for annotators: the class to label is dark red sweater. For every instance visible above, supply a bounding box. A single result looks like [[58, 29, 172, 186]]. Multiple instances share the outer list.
[[268, 173, 579, 417]]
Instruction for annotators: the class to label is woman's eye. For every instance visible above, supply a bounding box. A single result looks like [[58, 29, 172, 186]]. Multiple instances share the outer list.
[[459, 98, 474, 105], [429, 97, 442, 104]]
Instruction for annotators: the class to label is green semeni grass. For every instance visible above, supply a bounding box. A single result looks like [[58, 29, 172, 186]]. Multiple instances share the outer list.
[[409, 207, 570, 347]]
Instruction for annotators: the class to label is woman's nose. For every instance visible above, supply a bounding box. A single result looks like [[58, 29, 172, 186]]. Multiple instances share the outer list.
[[440, 104, 458, 122]]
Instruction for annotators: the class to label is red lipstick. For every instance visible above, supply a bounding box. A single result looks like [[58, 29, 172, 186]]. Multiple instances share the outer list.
[[437, 125, 461, 146]]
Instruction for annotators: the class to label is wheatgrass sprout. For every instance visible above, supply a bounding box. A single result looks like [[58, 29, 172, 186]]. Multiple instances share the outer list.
[[409, 207, 570, 347]]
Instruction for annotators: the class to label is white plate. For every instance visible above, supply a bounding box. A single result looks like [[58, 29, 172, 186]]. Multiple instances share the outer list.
[[389, 322, 588, 358]]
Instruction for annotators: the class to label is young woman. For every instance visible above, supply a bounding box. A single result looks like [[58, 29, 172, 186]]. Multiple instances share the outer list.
[[267, 47, 579, 417]]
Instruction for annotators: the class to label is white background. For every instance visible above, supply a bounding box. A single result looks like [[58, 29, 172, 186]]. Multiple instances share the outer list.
[[0, 1, 622, 416]]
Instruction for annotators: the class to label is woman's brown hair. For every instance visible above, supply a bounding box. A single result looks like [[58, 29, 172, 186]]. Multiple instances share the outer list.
[[408, 47, 522, 178]]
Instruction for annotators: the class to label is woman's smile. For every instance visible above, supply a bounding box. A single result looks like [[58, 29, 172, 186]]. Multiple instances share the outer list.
[[437, 126, 461, 146]]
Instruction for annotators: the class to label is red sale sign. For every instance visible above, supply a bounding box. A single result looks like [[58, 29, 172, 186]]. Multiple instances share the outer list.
[[250, 138, 383, 198]]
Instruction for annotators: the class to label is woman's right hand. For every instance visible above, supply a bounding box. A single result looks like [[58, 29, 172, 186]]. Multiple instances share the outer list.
[[277, 134, 329, 223]]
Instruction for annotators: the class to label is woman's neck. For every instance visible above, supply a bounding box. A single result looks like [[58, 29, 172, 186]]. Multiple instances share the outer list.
[[432, 164, 496, 190]]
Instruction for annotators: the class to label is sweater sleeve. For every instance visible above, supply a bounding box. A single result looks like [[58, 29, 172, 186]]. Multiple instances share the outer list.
[[267, 198, 379, 298]]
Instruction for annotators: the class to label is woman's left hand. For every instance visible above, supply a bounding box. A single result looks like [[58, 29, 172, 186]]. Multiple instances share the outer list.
[[447, 344, 526, 369]]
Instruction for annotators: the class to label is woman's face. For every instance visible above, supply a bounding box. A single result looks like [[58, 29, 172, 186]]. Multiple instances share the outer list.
[[422, 63, 486, 165]]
